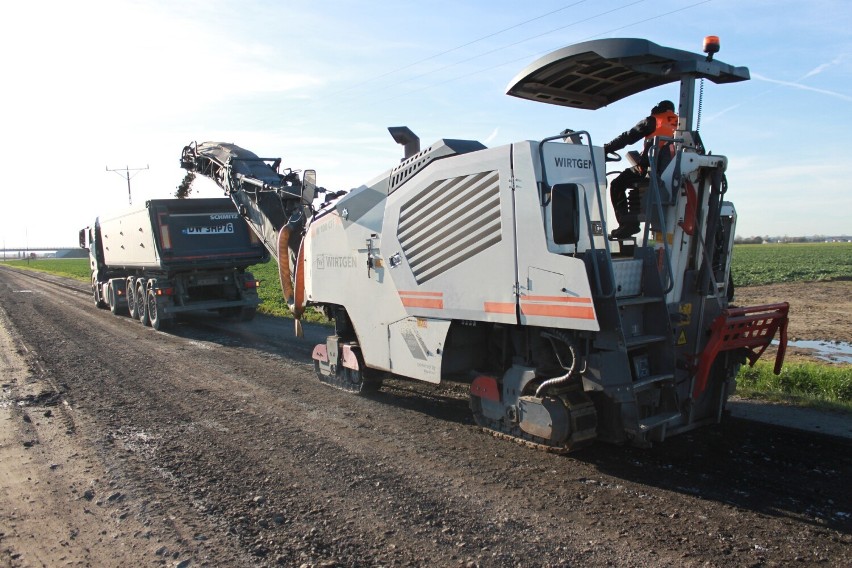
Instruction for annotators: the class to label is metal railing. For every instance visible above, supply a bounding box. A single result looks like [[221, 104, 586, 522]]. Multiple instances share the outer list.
[[537, 132, 616, 299]]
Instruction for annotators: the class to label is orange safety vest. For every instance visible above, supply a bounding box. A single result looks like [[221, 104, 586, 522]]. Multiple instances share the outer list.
[[645, 110, 678, 144], [643, 110, 678, 166]]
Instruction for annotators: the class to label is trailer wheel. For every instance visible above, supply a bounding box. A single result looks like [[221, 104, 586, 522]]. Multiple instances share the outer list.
[[108, 282, 126, 316], [147, 289, 171, 331], [136, 282, 150, 326], [92, 277, 107, 309], [127, 279, 138, 319]]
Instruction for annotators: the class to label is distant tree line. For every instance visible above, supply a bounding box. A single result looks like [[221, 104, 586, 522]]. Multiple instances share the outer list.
[[734, 236, 764, 244], [734, 235, 849, 244]]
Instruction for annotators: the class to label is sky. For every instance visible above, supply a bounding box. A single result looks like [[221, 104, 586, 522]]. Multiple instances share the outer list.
[[1, 0, 850, 248]]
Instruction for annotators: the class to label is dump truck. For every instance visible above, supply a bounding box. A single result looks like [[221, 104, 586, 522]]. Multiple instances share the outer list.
[[180, 38, 789, 451], [80, 198, 268, 330]]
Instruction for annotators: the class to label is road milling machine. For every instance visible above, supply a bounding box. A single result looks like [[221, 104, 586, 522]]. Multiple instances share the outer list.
[[181, 38, 789, 451]]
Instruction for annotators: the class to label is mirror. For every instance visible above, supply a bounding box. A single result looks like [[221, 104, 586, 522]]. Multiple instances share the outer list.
[[302, 169, 317, 205]]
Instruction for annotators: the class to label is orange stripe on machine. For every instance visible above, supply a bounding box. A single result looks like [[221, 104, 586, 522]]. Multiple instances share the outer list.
[[485, 297, 595, 319], [484, 302, 516, 314], [399, 290, 444, 309], [520, 302, 596, 320]]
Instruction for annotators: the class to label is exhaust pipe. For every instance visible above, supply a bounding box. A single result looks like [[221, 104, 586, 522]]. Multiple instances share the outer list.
[[388, 126, 420, 161]]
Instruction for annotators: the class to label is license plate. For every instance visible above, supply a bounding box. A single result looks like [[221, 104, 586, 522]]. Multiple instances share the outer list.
[[183, 223, 235, 235]]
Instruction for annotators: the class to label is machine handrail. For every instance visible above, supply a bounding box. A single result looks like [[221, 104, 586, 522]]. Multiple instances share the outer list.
[[537, 132, 616, 298], [643, 139, 678, 295]]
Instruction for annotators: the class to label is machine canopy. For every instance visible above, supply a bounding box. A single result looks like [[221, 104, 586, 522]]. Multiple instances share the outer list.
[[506, 38, 750, 110]]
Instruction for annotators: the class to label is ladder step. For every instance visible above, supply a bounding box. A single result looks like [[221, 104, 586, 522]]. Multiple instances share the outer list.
[[632, 373, 675, 392], [617, 295, 663, 306], [625, 334, 667, 349], [637, 411, 682, 432]]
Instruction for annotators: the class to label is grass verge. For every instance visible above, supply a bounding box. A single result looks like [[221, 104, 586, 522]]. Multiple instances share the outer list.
[[246, 260, 328, 324], [3, 258, 91, 281], [0, 258, 329, 324], [737, 361, 852, 413]]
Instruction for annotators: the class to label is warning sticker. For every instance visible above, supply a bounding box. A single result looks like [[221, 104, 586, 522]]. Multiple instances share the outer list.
[[679, 303, 692, 326]]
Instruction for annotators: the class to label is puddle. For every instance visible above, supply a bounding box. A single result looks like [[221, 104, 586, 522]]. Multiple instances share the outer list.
[[775, 339, 852, 364]]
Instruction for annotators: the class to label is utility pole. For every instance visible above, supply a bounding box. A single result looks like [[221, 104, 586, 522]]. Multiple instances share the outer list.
[[106, 164, 149, 205]]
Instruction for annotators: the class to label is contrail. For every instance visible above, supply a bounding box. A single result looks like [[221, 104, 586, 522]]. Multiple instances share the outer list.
[[751, 72, 852, 102], [801, 55, 845, 80]]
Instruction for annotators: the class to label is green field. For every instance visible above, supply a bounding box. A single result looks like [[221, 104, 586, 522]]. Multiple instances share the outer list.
[[732, 242, 852, 286], [8, 242, 850, 298], [2, 258, 92, 281]]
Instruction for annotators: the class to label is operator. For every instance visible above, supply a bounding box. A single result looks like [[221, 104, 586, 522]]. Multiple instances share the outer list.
[[603, 99, 678, 239]]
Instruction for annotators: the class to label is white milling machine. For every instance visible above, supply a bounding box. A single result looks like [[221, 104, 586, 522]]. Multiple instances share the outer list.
[[181, 38, 789, 451]]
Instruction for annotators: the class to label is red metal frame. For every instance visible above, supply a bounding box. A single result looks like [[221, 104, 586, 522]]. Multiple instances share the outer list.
[[471, 375, 500, 403], [693, 302, 789, 398]]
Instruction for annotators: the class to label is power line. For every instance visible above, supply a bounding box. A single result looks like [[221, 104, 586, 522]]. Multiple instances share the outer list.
[[317, 0, 591, 101], [368, 0, 713, 106], [307, 0, 649, 116], [106, 164, 149, 205], [394, 0, 648, 88]]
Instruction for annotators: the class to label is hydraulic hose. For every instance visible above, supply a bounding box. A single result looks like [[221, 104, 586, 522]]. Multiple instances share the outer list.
[[277, 226, 304, 337], [277, 227, 295, 306], [535, 333, 579, 398]]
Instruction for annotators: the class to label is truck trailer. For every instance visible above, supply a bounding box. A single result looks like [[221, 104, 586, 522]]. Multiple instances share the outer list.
[[80, 198, 268, 330], [180, 38, 789, 451]]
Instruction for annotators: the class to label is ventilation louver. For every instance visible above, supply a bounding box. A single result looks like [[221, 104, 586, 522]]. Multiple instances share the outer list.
[[397, 171, 502, 284]]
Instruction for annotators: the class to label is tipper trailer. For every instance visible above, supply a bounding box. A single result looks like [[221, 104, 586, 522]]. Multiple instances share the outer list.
[[180, 38, 789, 451], [80, 198, 268, 330]]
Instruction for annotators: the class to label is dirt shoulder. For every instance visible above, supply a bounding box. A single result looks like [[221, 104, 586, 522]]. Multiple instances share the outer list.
[[0, 272, 250, 567], [734, 280, 852, 344], [720, 280, 852, 438], [0, 310, 182, 567]]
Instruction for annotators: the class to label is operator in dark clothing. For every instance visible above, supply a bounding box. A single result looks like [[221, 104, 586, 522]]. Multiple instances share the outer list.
[[603, 100, 678, 239]]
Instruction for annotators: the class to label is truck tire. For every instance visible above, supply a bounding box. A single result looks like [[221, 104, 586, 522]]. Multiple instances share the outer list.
[[92, 277, 107, 309], [108, 281, 126, 316], [147, 289, 171, 331], [136, 281, 150, 326], [127, 279, 138, 319], [238, 306, 256, 322]]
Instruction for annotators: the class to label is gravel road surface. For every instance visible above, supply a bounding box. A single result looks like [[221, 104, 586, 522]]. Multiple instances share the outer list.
[[1, 265, 850, 567]]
